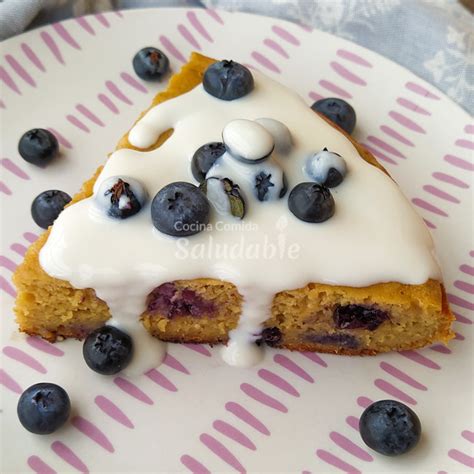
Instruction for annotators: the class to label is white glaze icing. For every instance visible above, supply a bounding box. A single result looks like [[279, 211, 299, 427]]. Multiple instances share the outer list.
[[40, 70, 441, 373]]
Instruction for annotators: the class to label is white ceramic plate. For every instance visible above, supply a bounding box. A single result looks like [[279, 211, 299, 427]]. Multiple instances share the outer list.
[[1, 8, 473, 474]]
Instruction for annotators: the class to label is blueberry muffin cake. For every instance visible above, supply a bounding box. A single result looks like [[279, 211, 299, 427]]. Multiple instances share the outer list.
[[13, 52, 454, 369]]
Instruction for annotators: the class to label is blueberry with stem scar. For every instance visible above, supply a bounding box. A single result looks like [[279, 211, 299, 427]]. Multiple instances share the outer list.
[[151, 182, 210, 236], [83, 326, 133, 375], [288, 182, 335, 223], [17, 383, 71, 434], [96, 176, 147, 219], [191, 142, 226, 183], [133, 47, 169, 81], [18, 128, 59, 167], [203, 60, 254, 100]]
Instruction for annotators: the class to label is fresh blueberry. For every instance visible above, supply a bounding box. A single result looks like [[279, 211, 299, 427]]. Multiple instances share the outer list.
[[305, 148, 347, 187], [31, 190, 72, 229], [223, 119, 274, 164], [359, 400, 422, 456], [17, 383, 71, 434], [255, 118, 292, 154], [311, 98, 356, 135], [200, 177, 246, 219], [96, 176, 147, 219], [83, 326, 133, 375], [203, 60, 254, 101], [288, 183, 335, 223], [334, 304, 389, 331], [133, 47, 169, 81], [191, 142, 226, 183], [151, 182, 210, 236], [18, 129, 59, 167]]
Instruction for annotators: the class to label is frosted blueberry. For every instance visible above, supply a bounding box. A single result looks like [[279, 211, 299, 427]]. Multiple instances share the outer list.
[[200, 177, 245, 219], [305, 148, 347, 187], [95, 176, 148, 219]]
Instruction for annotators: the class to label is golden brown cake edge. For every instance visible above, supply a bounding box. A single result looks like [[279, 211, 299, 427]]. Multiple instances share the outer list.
[[12, 52, 454, 353]]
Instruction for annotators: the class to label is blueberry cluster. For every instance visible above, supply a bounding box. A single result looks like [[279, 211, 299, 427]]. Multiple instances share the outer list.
[[93, 175, 211, 237], [190, 118, 348, 224], [288, 147, 348, 223], [17, 325, 134, 435], [191, 117, 290, 220]]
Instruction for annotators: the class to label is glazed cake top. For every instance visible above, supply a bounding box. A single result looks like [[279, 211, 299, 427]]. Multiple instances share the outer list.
[[39, 59, 440, 372]]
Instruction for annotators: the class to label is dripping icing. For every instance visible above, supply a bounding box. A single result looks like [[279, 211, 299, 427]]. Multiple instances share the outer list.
[[39, 70, 440, 372]]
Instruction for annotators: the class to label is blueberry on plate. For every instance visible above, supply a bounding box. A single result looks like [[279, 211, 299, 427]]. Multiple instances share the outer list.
[[305, 148, 347, 187], [151, 182, 210, 236], [83, 326, 133, 375], [31, 190, 72, 229], [288, 182, 334, 223], [18, 128, 59, 167], [223, 119, 274, 164], [359, 400, 421, 456], [311, 98, 356, 135], [133, 47, 169, 81], [191, 142, 226, 183], [17, 383, 71, 434], [203, 60, 254, 101], [96, 176, 147, 219], [255, 118, 292, 154]]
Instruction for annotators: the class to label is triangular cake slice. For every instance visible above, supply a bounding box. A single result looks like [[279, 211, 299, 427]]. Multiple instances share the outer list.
[[13, 53, 454, 368]]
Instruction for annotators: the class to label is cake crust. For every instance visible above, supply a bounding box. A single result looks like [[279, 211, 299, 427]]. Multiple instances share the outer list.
[[13, 52, 454, 353]]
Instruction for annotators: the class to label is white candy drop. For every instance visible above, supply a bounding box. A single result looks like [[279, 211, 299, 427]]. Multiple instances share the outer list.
[[223, 119, 274, 163], [255, 117, 292, 154]]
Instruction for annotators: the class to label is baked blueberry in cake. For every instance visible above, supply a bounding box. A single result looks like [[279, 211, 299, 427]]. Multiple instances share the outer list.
[[13, 53, 454, 373]]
